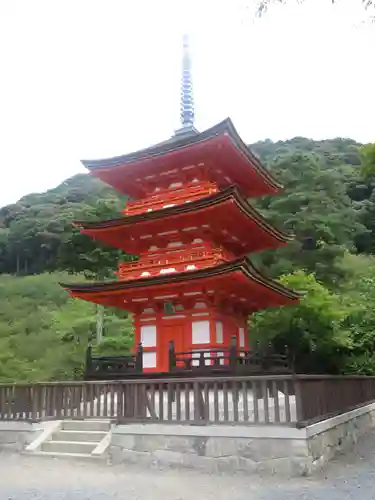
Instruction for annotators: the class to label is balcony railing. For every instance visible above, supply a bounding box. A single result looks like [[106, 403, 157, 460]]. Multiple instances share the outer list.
[[117, 247, 228, 280], [123, 181, 218, 216]]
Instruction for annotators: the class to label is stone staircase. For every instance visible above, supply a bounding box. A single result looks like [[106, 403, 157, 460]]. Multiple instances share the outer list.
[[25, 420, 111, 459]]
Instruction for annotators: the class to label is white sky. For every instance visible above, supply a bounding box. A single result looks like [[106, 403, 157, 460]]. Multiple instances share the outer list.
[[0, 0, 374, 206]]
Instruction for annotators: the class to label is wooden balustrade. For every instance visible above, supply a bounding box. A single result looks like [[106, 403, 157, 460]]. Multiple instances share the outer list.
[[85, 344, 143, 380], [117, 248, 227, 280], [124, 181, 219, 216], [168, 342, 292, 375]]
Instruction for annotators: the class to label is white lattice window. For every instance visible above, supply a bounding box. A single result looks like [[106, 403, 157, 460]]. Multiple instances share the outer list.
[[143, 351, 157, 368], [217, 352, 225, 365], [216, 321, 224, 344], [192, 321, 210, 344], [141, 325, 157, 347], [192, 350, 211, 366], [238, 327, 245, 347]]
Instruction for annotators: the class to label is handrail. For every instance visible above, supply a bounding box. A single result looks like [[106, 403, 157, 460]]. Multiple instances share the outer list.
[[117, 248, 227, 279], [124, 181, 219, 215]]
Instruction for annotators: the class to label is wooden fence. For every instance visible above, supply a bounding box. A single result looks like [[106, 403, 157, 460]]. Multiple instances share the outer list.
[[1, 375, 375, 427], [0, 376, 296, 425], [295, 375, 375, 426]]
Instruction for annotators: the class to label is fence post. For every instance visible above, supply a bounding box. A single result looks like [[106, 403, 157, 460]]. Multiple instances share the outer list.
[[168, 340, 176, 371], [294, 376, 304, 425], [85, 344, 93, 375], [136, 343, 143, 373], [229, 336, 237, 369], [199, 351, 206, 369]]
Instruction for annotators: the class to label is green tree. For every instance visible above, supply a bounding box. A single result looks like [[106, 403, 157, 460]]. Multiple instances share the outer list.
[[254, 152, 365, 285], [361, 143, 375, 178], [57, 199, 137, 345], [249, 271, 350, 373], [338, 254, 375, 374]]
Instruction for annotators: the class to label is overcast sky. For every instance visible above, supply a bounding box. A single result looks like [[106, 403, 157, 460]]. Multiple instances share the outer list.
[[0, 0, 374, 207]]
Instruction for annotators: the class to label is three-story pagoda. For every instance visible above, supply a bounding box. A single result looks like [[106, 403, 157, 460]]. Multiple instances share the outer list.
[[62, 36, 300, 373]]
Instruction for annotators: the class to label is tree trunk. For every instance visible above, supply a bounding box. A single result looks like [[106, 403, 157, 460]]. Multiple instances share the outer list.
[[16, 252, 20, 275], [96, 304, 104, 344]]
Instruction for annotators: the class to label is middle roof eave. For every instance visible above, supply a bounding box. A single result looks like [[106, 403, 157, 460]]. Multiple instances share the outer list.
[[73, 185, 293, 244]]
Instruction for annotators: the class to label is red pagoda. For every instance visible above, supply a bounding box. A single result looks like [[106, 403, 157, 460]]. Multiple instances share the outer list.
[[62, 36, 300, 373]]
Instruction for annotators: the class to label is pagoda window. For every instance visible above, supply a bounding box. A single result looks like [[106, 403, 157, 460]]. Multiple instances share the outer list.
[[238, 327, 245, 347], [192, 320, 210, 344], [140, 324, 157, 347], [142, 307, 155, 314], [193, 302, 206, 309], [216, 321, 224, 344], [217, 352, 225, 365], [143, 351, 157, 369], [192, 350, 211, 366]]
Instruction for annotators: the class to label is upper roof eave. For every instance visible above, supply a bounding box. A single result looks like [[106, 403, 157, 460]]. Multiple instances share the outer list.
[[81, 118, 282, 191]]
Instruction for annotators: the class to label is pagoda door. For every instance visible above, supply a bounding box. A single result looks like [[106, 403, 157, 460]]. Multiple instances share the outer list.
[[159, 321, 185, 372]]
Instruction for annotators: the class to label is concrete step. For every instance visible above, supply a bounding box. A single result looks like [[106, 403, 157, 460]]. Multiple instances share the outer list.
[[41, 440, 97, 454], [61, 420, 111, 432], [52, 430, 107, 443]]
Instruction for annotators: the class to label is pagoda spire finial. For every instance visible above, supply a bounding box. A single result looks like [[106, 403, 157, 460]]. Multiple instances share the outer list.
[[180, 34, 194, 128], [175, 33, 197, 137]]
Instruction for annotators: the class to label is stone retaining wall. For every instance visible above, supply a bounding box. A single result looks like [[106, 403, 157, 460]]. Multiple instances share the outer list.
[[110, 402, 375, 476], [0, 421, 54, 452]]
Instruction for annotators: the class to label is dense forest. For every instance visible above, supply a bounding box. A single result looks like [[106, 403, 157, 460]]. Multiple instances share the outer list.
[[1, 136, 375, 381]]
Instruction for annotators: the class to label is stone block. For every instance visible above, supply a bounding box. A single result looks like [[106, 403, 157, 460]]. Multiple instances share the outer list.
[[236, 438, 308, 461], [0, 431, 32, 451], [133, 434, 166, 452], [111, 433, 136, 450], [181, 453, 218, 473], [256, 456, 312, 477], [205, 437, 242, 458]]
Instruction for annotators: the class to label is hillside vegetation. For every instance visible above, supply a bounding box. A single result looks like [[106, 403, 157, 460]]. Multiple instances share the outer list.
[[2, 136, 375, 380]]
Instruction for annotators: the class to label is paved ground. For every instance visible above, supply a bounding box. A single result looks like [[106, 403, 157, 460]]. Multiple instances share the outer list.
[[2, 433, 375, 500]]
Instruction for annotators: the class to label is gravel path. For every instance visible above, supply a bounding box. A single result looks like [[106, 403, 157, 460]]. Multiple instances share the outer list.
[[2, 433, 375, 500]]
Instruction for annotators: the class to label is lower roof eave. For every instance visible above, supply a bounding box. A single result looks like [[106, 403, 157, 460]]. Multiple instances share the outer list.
[[60, 258, 302, 306]]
